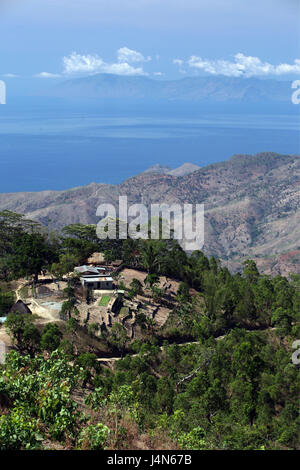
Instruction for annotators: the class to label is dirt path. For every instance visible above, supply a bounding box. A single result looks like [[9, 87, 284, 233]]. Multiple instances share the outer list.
[[29, 298, 63, 324], [0, 282, 29, 352], [15, 281, 29, 301], [0, 328, 11, 351], [96, 328, 274, 366], [0, 285, 62, 352], [97, 337, 223, 366]]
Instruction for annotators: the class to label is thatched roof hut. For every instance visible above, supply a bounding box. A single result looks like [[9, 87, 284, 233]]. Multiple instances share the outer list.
[[87, 252, 106, 265], [10, 300, 32, 315]]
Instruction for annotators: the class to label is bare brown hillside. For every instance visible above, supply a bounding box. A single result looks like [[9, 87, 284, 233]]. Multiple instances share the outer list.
[[0, 152, 299, 274]]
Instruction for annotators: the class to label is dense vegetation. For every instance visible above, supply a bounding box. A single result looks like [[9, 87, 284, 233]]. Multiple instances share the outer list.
[[0, 211, 299, 450]]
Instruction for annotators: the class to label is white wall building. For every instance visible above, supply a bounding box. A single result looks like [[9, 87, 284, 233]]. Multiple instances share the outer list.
[[80, 276, 113, 290]]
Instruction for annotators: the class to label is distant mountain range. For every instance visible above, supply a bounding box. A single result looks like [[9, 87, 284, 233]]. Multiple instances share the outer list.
[[47, 74, 293, 104], [0, 152, 299, 275]]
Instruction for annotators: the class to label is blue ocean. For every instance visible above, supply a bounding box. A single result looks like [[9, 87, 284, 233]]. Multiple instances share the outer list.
[[0, 102, 299, 193]]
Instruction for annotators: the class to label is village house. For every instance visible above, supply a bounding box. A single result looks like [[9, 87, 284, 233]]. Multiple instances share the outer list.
[[80, 276, 114, 290], [74, 265, 107, 276], [10, 300, 32, 315], [87, 252, 107, 266], [86, 253, 123, 271], [75, 264, 114, 290]]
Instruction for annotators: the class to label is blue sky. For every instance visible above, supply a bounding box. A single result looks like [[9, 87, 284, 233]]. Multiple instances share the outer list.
[[0, 0, 300, 94]]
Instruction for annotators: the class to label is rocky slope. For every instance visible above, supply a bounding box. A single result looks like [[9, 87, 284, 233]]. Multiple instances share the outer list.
[[0, 152, 299, 274]]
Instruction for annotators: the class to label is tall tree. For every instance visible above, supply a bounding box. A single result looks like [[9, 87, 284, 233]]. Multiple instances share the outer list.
[[8, 232, 57, 282]]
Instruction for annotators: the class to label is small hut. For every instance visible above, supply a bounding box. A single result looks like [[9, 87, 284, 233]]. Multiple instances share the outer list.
[[10, 300, 32, 315], [87, 252, 106, 266]]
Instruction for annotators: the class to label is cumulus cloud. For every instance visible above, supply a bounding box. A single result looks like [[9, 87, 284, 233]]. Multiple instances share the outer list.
[[62, 51, 148, 76], [117, 47, 151, 63], [186, 53, 300, 77], [35, 72, 61, 78]]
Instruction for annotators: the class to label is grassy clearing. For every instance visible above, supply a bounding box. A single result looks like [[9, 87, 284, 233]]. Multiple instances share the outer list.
[[119, 306, 129, 318], [98, 295, 112, 307]]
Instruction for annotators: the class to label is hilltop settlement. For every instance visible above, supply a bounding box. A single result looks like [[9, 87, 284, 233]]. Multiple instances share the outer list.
[[0, 211, 299, 450]]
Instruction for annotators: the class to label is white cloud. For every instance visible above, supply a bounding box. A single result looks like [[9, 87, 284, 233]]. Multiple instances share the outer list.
[[103, 62, 146, 76], [62, 51, 148, 76], [117, 47, 151, 63], [187, 53, 300, 77], [35, 72, 61, 78], [63, 52, 104, 74], [3, 73, 19, 78], [173, 58, 187, 74], [173, 59, 183, 67]]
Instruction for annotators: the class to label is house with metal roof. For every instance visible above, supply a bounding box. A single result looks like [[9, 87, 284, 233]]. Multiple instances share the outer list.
[[75, 265, 106, 276], [80, 276, 113, 290]]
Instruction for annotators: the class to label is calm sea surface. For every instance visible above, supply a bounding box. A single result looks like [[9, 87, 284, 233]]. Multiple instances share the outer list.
[[0, 105, 298, 192]]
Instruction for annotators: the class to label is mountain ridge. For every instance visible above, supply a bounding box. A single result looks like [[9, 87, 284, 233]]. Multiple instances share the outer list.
[[0, 152, 299, 275], [143, 162, 201, 176], [47, 73, 293, 104]]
